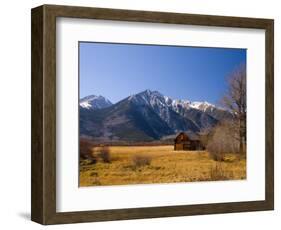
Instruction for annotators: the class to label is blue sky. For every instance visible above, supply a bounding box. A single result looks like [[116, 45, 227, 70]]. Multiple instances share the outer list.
[[79, 42, 246, 105]]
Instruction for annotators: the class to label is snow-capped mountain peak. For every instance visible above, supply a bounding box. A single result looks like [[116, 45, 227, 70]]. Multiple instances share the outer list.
[[128, 89, 218, 112], [79, 90, 231, 141], [171, 99, 190, 107], [79, 95, 112, 110], [129, 90, 165, 106], [80, 89, 221, 115], [190, 101, 215, 112]]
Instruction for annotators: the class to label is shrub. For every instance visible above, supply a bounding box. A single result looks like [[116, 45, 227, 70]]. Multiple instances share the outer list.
[[98, 146, 111, 163], [132, 154, 152, 168], [79, 139, 96, 164]]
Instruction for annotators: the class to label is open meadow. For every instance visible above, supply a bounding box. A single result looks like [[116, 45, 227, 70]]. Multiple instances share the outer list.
[[79, 145, 246, 186]]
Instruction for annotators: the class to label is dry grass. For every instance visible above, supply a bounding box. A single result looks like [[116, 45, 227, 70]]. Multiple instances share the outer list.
[[132, 154, 152, 168], [79, 145, 246, 186]]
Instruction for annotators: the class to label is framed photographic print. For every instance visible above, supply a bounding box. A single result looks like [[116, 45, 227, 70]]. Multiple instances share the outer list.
[[31, 4, 274, 225]]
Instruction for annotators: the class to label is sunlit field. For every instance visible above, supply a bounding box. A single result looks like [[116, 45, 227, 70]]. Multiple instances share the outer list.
[[79, 145, 246, 186]]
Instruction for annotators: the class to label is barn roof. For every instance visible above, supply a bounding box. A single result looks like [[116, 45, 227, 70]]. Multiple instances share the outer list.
[[187, 133, 200, 141], [175, 132, 200, 141]]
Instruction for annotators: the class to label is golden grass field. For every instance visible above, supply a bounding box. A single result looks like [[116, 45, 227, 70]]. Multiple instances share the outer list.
[[79, 145, 246, 187]]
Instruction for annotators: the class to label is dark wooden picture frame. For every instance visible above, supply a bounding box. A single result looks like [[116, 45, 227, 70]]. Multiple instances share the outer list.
[[31, 4, 274, 225]]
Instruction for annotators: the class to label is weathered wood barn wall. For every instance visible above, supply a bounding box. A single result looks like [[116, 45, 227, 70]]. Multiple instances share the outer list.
[[174, 132, 203, 150]]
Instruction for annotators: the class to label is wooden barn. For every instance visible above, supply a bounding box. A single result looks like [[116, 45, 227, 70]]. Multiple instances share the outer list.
[[174, 132, 203, 151]]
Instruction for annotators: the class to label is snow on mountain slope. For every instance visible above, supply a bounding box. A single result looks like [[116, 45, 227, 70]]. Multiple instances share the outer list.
[[79, 90, 231, 140], [79, 95, 112, 110], [126, 90, 227, 131], [128, 89, 218, 113], [190, 101, 216, 112]]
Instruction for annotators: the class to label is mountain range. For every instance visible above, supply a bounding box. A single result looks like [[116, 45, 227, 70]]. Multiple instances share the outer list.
[[79, 90, 232, 142]]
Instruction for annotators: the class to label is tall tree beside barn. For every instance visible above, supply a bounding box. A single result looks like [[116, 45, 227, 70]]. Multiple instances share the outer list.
[[222, 64, 246, 155]]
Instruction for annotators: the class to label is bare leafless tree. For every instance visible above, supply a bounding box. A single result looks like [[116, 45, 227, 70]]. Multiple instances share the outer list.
[[198, 127, 213, 148], [222, 64, 246, 155], [206, 121, 239, 161]]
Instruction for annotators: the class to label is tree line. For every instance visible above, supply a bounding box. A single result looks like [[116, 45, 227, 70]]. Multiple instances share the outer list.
[[203, 64, 246, 161]]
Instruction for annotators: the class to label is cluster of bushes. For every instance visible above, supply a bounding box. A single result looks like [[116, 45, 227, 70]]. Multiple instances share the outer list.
[[97, 146, 111, 163], [80, 139, 97, 164], [80, 139, 111, 164], [80, 138, 153, 169]]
